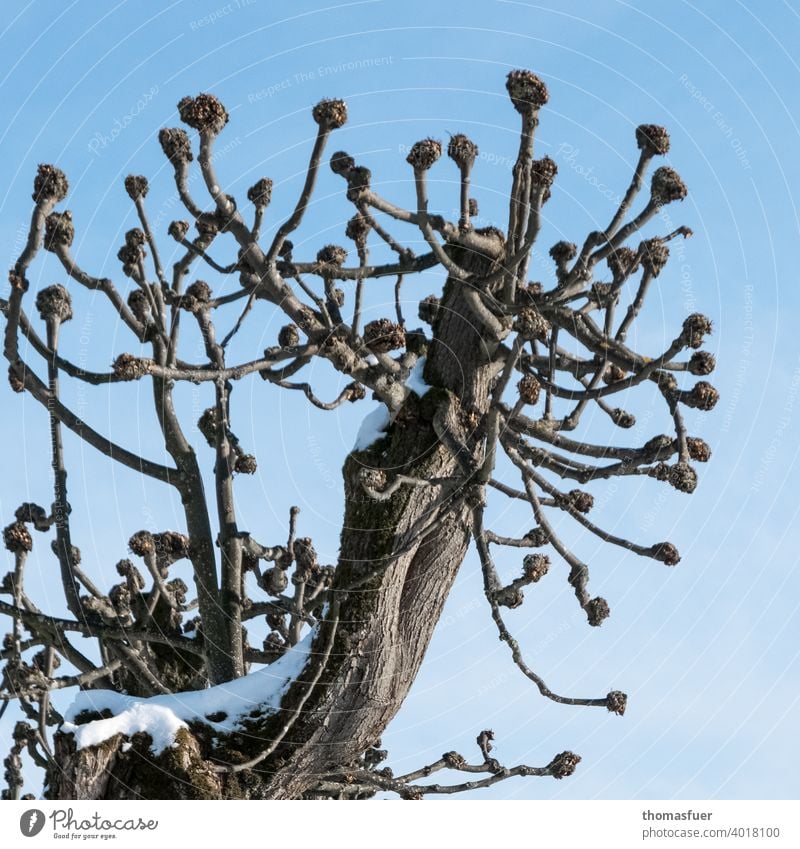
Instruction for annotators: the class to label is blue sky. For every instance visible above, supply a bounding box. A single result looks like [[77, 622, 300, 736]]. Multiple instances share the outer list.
[[1, 0, 798, 800]]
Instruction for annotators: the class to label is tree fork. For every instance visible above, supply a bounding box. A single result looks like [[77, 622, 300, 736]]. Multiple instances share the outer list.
[[47, 283, 497, 799]]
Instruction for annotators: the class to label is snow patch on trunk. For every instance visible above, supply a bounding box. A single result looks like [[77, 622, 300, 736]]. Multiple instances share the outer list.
[[406, 357, 428, 396], [351, 358, 428, 451], [353, 404, 390, 450], [61, 633, 314, 755]]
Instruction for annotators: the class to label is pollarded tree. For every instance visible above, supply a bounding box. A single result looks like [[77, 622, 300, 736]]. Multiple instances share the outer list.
[[0, 70, 716, 800]]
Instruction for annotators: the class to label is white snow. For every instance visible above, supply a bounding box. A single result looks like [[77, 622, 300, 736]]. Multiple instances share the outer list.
[[351, 359, 428, 452], [406, 357, 428, 396], [353, 404, 390, 450], [61, 632, 314, 755]]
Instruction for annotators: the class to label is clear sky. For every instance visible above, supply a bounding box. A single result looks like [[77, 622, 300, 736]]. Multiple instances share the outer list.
[[1, 0, 798, 800]]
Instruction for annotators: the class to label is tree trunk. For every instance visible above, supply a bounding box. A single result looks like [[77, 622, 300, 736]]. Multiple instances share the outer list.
[[46, 278, 501, 800]]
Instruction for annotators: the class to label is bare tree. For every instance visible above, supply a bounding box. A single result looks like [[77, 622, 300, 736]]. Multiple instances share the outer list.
[[0, 70, 716, 800]]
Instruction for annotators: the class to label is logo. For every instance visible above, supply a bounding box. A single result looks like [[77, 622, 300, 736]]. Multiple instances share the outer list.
[[20, 809, 45, 837]]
